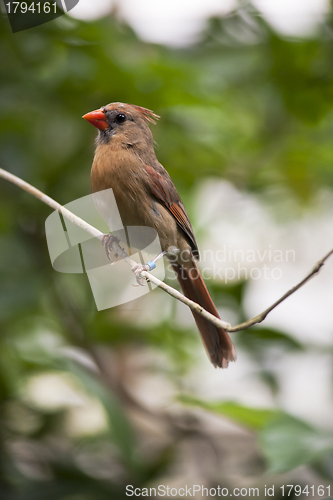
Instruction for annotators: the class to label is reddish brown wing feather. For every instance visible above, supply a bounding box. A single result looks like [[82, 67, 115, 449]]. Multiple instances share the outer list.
[[145, 164, 199, 257], [145, 165, 172, 204], [169, 203, 193, 241]]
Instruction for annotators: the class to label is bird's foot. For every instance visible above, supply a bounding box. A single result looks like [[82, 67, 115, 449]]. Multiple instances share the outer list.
[[102, 233, 120, 261], [131, 250, 167, 286], [131, 263, 151, 286]]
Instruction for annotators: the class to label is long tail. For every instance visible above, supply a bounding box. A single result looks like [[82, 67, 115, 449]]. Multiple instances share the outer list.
[[171, 260, 236, 368]]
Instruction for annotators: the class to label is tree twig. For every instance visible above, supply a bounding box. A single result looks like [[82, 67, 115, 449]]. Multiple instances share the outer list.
[[227, 248, 333, 332], [0, 168, 232, 330], [1, 167, 332, 333], [0, 167, 103, 241]]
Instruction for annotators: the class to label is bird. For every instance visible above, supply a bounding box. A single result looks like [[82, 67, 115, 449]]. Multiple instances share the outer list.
[[83, 102, 236, 368]]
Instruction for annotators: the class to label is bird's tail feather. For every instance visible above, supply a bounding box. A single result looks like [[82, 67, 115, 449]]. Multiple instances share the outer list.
[[171, 260, 236, 368]]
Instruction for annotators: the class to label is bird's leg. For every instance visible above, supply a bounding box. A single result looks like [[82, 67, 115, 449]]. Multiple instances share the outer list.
[[131, 250, 168, 286], [102, 233, 120, 261]]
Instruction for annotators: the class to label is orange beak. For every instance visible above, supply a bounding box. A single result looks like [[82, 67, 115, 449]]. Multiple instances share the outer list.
[[82, 109, 108, 131]]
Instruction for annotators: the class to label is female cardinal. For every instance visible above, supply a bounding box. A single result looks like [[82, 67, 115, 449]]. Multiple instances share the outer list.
[[83, 102, 236, 368]]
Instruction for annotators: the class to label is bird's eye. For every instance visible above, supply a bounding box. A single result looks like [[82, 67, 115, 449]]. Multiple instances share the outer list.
[[115, 113, 126, 124]]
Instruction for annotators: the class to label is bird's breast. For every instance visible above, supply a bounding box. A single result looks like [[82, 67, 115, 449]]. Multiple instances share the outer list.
[[91, 146, 153, 228], [90, 144, 185, 256]]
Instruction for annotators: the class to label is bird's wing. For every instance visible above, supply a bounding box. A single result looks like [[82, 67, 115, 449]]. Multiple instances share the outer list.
[[145, 164, 199, 258]]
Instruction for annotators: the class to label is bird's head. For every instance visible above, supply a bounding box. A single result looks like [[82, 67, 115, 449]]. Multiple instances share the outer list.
[[83, 102, 159, 148]]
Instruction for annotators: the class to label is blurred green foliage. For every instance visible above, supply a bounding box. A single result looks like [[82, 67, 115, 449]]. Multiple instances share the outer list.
[[180, 396, 333, 474], [1, 2, 333, 498]]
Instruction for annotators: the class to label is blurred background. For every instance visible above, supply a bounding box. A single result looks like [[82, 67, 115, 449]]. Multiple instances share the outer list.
[[1, 0, 333, 498]]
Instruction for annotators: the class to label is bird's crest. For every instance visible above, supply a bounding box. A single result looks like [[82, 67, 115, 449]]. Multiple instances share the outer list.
[[132, 105, 160, 124]]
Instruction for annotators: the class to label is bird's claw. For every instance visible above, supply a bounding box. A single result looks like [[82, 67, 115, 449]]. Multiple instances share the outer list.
[[131, 251, 167, 286], [131, 263, 151, 286], [102, 234, 120, 261]]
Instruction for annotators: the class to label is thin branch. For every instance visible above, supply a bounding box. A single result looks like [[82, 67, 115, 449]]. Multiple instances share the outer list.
[[227, 248, 333, 332], [0, 168, 103, 242], [0, 168, 231, 330], [1, 167, 332, 334]]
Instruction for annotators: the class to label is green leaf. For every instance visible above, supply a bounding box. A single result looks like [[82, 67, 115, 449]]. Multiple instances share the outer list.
[[64, 360, 136, 469], [181, 397, 333, 474], [236, 327, 304, 353], [260, 414, 333, 474], [179, 395, 279, 430]]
